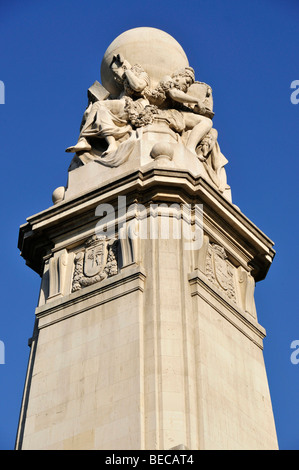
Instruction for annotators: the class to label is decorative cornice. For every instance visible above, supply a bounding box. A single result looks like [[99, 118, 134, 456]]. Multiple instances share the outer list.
[[18, 168, 275, 280]]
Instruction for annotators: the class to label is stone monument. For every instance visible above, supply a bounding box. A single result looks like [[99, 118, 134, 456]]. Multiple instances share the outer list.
[[16, 27, 278, 450]]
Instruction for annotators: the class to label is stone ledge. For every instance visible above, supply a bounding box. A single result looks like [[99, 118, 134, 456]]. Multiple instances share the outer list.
[[19, 168, 275, 281], [35, 263, 146, 329], [188, 269, 266, 349]]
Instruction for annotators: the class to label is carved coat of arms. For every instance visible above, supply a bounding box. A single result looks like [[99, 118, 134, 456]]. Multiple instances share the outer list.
[[72, 236, 118, 292], [206, 243, 236, 303], [84, 239, 106, 277]]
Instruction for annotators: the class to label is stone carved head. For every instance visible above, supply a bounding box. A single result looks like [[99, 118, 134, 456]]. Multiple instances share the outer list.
[[171, 67, 195, 92]]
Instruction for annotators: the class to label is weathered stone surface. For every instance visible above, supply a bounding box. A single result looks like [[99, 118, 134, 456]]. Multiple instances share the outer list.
[[16, 28, 278, 450]]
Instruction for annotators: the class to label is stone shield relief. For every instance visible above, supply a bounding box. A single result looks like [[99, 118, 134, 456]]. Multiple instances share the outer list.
[[72, 236, 118, 292], [205, 243, 237, 303]]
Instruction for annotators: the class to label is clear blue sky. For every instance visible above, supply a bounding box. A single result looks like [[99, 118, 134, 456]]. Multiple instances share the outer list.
[[0, 0, 298, 450]]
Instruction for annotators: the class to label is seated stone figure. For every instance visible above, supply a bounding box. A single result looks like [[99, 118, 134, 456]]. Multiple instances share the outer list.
[[66, 57, 214, 157], [66, 55, 150, 156], [144, 67, 214, 154]]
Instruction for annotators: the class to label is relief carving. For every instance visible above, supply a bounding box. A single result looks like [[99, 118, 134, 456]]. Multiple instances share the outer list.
[[194, 238, 257, 316], [237, 266, 257, 319], [66, 59, 213, 159], [205, 243, 237, 303], [65, 44, 229, 195], [72, 236, 118, 292]]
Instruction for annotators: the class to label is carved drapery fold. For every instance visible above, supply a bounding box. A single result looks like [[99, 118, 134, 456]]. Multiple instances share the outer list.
[[65, 54, 230, 197]]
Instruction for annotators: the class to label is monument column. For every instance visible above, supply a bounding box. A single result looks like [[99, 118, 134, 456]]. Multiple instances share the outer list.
[[16, 27, 278, 450]]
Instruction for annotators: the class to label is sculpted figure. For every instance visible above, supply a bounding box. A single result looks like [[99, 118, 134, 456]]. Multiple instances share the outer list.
[[64, 28, 230, 196], [66, 57, 215, 158], [196, 128, 229, 193], [144, 67, 214, 153], [66, 55, 150, 156]]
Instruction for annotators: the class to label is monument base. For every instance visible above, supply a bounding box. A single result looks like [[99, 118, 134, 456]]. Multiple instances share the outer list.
[[17, 164, 277, 450]]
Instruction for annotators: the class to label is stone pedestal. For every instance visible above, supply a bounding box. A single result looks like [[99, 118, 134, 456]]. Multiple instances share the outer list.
[[16, 148, 278, 449]]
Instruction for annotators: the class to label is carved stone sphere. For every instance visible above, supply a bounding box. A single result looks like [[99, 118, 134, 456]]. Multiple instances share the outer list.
[[52, 186, 65, 204], [150, 142, 174, 160], [101, 27, 189, 97]]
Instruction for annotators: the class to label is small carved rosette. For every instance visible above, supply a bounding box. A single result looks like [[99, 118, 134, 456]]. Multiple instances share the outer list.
[[72, 236, 118, 292]]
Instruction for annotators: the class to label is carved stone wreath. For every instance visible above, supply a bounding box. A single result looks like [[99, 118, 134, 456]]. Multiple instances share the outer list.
[[72, 236, 118, 292]]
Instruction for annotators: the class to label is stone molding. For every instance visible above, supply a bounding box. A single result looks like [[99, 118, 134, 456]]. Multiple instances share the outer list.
[[18, 168, 275, 282], [188, 269, 265, 349], [35, 264, 146, 330]]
